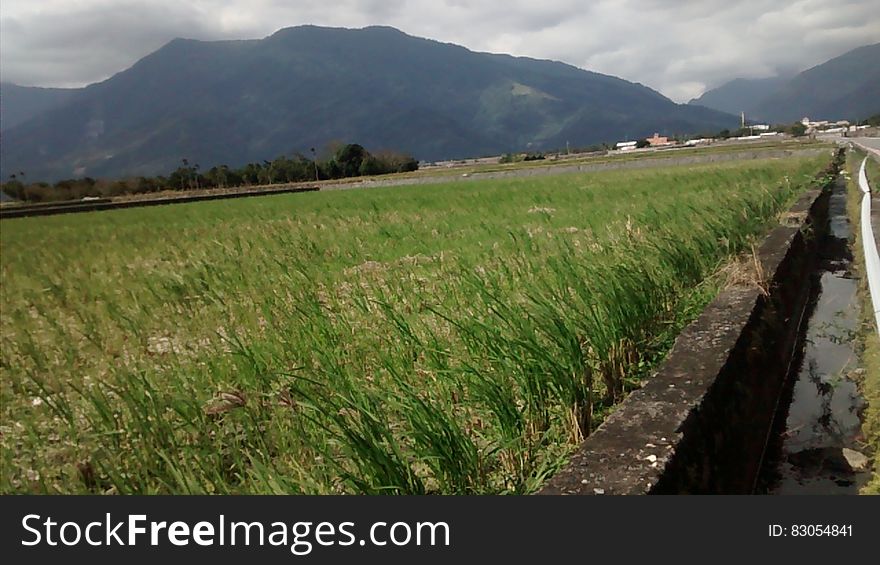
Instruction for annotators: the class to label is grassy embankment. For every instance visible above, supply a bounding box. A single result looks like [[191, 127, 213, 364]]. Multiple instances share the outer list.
[[846, 150, 880, 493], [1, 155, 830, 494]]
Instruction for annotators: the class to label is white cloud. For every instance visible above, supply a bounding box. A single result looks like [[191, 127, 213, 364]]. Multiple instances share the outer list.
[[1, 0, 878, 100]]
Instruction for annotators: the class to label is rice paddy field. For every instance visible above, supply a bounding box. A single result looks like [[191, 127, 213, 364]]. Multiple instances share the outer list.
[[0, 154, 832, 494]]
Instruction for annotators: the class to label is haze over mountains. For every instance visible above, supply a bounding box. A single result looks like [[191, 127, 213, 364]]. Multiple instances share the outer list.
[[687, 76, 791, 118], [689, 42, 880, 123], [0, 83, 82, 131], [0, 25, 737, 182], [2, 27, 877, 183]]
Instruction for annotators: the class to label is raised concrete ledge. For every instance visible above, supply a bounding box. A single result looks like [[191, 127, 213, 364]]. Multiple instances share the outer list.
[[0, 185, 320, 219], [539, 153, 841, 495]]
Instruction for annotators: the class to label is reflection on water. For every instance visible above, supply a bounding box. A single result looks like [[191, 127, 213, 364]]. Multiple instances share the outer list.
[[783, 273, 861, 454], [762, 177, 870, 495]]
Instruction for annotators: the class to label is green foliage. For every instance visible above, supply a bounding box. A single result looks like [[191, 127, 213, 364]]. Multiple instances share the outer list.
[[168, 164, 198, 190], [500, 152, 545, 164], [0, 144, 420, 203], [2, 179, 25, 200], [330, 144, 369, 178], [788, 122, 807, 137], [359, 156, 384, 176], [0, 155, 828, 494], [858, 113, 880, 127]]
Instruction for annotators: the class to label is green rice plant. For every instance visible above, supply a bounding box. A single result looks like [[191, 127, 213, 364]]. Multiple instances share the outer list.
[[0, 154, 832, 494]]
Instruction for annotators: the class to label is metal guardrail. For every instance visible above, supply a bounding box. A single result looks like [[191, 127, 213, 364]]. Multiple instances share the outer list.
[[857, 156, 880, 334]]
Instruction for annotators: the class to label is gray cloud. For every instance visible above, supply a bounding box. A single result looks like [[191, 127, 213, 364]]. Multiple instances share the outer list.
[[1, 0, 878, 100]]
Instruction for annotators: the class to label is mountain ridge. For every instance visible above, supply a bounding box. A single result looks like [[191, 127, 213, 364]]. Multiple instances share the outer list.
[[0, 83, 82, 131], [687, 76, 790, 117], [688, 43, 880, 123], [1, 25, 737, 181]]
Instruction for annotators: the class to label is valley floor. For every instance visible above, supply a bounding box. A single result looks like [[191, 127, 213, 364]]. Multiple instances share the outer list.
[[0, 151, 836, 494]]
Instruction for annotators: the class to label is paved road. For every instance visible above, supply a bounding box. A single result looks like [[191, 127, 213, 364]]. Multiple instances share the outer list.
[[839, 135, 880, 161], [855, 137, 880, 152]]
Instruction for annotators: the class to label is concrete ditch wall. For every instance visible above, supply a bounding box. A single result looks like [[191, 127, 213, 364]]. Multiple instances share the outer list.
[[539, 149, 843, 495]]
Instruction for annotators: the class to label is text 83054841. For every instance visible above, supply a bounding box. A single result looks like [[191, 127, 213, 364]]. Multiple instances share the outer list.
[[768, 525, 853, 537]]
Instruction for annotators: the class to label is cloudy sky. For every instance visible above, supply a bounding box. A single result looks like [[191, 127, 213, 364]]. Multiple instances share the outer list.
[[1, 0, 878, 101]]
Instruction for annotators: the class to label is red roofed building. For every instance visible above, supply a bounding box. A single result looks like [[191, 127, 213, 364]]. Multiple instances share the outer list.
[[646, 132, 672, 147]]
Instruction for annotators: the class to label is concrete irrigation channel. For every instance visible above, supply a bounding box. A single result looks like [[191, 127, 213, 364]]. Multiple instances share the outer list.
[[540, 147, 873, 495], [754, 169, 869, 494]]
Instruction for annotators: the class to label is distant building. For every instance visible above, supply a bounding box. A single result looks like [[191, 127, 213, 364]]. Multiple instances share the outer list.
[[646, 133, 672, 147], [802, 117, 852, 134], [801, 117, 835, 128], [615, 141, 638, 151], [752, 124, 770, 131], [801, 116, 828, 129]]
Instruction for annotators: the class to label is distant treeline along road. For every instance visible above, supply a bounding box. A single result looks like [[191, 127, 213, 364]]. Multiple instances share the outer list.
[[1, 143, 418, 203]]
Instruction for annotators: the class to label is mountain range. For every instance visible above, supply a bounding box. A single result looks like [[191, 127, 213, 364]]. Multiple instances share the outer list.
[[689, 43, 880, 124], [0, 83, 82, 131], [0, 25, 737, 182]]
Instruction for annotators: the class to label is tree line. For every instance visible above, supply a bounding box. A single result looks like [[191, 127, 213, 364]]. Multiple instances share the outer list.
[[1, 143, 418, 203]]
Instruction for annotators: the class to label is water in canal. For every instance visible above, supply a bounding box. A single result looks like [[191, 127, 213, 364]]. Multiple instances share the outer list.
[[757, 174, 871, 494]]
